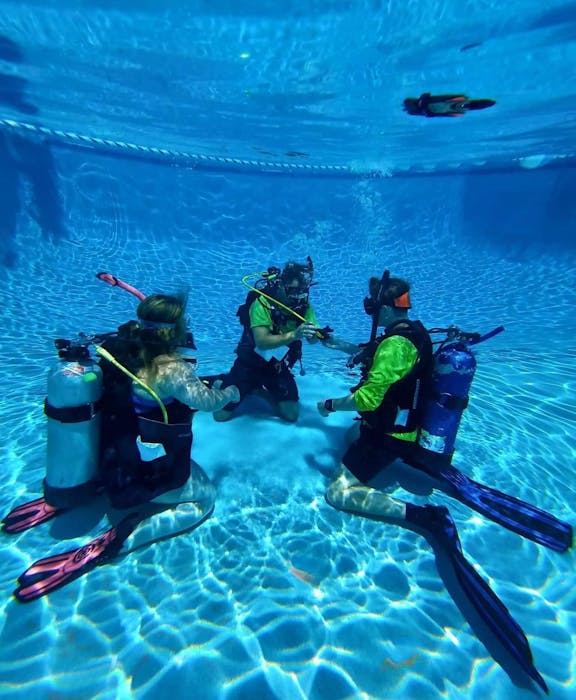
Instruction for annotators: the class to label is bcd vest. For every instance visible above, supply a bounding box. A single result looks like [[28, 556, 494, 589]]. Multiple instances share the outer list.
[[356, 319, 433, 436], [97, 331, 195, 508], [235, 290, 304, 369]]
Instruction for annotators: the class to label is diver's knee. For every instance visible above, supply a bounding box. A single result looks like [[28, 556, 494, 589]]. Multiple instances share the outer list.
[[326, 479, 345, 510], [326, 466, 359, 511], [201, 479, 216, 509], [213, 408, 234, 422], [278, 400, 299, 422]]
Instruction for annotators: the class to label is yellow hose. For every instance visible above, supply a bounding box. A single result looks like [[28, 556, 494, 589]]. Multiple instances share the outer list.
[[95, 345, 169, 424], [241, 272, 308, 325]]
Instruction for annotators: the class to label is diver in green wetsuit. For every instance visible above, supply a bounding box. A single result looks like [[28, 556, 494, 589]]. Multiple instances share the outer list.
[[215, 258, 356, 423]]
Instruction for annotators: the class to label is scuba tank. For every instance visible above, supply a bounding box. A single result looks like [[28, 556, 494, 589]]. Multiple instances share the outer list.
[[43, 339, 103, 508], [417, 341, 476, 465], [417, 325, 504, 465]]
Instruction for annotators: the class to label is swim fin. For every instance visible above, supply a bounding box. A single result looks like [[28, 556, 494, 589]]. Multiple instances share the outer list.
[[14, 514, 138, 602], [406, 504, 549, 694], [463, 99, 496, 111], [411, 460, 573, 553], [403, 93, 495, 117], [2, 497, 62, 534]]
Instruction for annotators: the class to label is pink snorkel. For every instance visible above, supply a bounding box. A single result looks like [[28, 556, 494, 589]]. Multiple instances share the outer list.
[[95, 272, 196, 352], [96, 272, 146, 301]]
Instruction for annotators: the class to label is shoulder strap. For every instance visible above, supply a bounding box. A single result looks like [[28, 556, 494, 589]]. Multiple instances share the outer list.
[[236, 291, 260, 327]]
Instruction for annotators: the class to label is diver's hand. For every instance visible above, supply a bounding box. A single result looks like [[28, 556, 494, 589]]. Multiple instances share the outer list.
[[293, 322, 317, 341], [315, 326, 334, 341], [317, 400, 331, 417], [228, 385, 241, 402], [213, 379, 240, 403]]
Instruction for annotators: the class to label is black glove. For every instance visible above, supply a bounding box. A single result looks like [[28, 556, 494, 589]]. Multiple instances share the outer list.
[[316, 325, 334, 341]]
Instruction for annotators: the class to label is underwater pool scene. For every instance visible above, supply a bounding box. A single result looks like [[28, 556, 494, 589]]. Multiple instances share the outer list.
[[1, 2, 575, 699]]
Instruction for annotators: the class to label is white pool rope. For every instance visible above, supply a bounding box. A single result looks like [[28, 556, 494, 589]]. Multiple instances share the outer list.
[[0, 117, 353, 176]]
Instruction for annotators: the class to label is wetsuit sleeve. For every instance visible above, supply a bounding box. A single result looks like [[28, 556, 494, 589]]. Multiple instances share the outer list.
[[249, 298, 273, 329], [159, 360, 240, 411], [353, 336, 418, 412]]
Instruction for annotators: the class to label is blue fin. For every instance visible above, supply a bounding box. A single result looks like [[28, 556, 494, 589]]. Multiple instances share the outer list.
[[412, 460, 572, 552], [406, 504, 549, 694]]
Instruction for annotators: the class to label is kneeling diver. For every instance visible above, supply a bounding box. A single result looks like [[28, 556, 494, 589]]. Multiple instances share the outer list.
[[318, 271, 572, 694], [3, 291, 240, 601]]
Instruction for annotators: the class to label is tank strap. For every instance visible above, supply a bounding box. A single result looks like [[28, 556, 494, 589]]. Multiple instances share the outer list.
[[431, 393, 469, 411], [44, 399, 102, 423]]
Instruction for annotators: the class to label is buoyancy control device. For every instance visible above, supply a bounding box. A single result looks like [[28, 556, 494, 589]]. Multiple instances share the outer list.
[[42, 324, 198, 509], [350, 323, 504, 465]]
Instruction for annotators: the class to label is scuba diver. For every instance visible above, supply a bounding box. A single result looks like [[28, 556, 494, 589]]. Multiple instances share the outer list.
[[403, 93, 496, 117], [2, 287, 240, 602], [214, 257, 356, 423], [317, 271, 572, 694]]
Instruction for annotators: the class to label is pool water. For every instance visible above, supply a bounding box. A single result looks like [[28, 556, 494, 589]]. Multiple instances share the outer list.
[[1, 3, 575, 699]]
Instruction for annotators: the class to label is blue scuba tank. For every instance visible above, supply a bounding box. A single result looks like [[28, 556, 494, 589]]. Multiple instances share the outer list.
[[417, 342, 476, 463], [44, 358, 103, 508]]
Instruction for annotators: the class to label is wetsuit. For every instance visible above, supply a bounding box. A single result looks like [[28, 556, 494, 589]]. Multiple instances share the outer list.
[[220, 296, 318, 406], [343, 320, 432, 482]]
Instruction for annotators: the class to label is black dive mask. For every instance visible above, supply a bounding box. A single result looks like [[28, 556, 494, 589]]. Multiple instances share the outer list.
[[277, 256, 314, 311], [364, 269, 390, 317]]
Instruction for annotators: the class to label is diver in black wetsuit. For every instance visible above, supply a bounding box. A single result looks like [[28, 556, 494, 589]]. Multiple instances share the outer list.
[[403, 93, 496, 117]]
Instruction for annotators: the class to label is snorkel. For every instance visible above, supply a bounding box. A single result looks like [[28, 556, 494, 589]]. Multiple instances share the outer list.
[[363, 269, 413, 343], [95, 272, 196, 351], [364, 269, 390, 343], [96, 272, 146, 301]]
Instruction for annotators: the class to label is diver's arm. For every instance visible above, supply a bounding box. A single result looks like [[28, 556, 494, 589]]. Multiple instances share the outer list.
[[305, 305, 358, 353], [317, 394, 358, 416], [320, 335, 359, 354], [160, 360, 240, 411], [304, 330, 358, 352], [318, 337, 416, 416]]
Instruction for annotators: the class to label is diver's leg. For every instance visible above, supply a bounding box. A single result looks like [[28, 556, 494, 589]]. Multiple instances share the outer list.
[[324, 448, 548, 691], [213, 407, 235, 422], [213, 359, 252, 422], [326, 434, 408, 518], [268, 366, 300, 422], [13, 459, 215, 602], [151, 462, 215, 510], [110, 464, 216, 555], [326, 465, 406, 519], [277, 400, 299, 422]]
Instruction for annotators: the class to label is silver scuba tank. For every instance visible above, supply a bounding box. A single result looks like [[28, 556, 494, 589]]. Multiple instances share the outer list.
[[44, 358, 103, 508]]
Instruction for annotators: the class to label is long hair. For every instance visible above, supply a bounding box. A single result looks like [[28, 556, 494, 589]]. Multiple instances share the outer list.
[[136, 293, 188, 375]]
